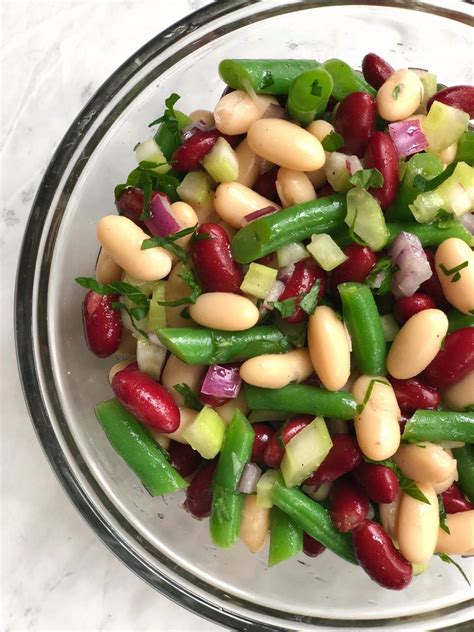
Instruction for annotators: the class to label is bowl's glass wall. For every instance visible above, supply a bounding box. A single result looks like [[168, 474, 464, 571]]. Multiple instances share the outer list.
[[20, 1, 474, 629]]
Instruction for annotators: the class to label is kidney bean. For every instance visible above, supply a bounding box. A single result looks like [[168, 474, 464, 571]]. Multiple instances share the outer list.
[[334, 92, 376, 157], [303, 532, 326, 557], [330, 244, 377, 295], [278, 258, 327, 323], [362, 53, 394, 90], [419, 249, 448, 307], [199, 393, 228, 408], [353, 520, 413, 590], [364, 131, 399, 210], [167, 440, 202, 478], [251, 423, 275, 466], [316, 183, 336, 197], [184, 459, 217, 519], [172, 129, 220, 172], [427, 85, 474, 118], [253, 166, 280, 204], [111, 362, 180, 433], [388, 377, 440, 413], [329, 478, 369, 532], [115, 187, 146, 226], [263, 416, 312, 469], [353, 461, 399, 504], [442, 483, 474, 514], [399, 414, 409, 434], [422, 327, 474, 389], [190, 223, 243, 293], [394, 293, 437, 325], [304, 434, 362, 486], [82, 291, 122, 358]]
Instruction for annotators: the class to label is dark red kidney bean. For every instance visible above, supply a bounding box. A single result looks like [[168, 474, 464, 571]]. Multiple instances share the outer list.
[[353, 521, 413, 590], [399, 414, 409, 434], [190, 223, 243, 293], [422, 327, 474, 389], [199, 393, 228, 408], [394, 292, 437, 325], [305, 434, 362, 486], [184, 459, 217, 519], [330, 244, 377, 295], [224, 133, 244, 149], [362, 53, 394, 90], [388, 376, 440, 413], [427, 85, 474, 118], [253, 166, 280, 204], [278, 258, 327, 323], [419, 249, 448, 308], [167, 441, 202, 478], [334, 92, 376, 157], [316, 183, 336, 197], [116, 187, 146, 226], [364, 131, 399, 210], [172, 129, 220, 172], [251, 423, 275, 467], [304, 372, 324, 388], [263, 416, 312, 469], [329, 478, 369, 533], [255, 253, 278, 267], [441, 483, 474, 514], [111, 362, 180, 433], [353, 462, 399, 504], [82, 291, 122, 358], [303, 532, 326, 557]]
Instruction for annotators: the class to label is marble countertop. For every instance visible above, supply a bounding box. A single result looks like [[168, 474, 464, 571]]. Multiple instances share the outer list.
[[2, 1, 219, 630]]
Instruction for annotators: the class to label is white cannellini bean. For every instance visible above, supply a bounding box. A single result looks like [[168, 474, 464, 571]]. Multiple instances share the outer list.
[[276, 168, 316, 207], [235, 138, 262, 189], [214, 90, 278, 135], [189, 292, 259, 331], [308, 306, 351, 391], [435, 238, 474, 315], [435, 510, 474, 555], [240, 349, 313, 389], [214, 181, 280, 228], [240, 494, 270, 553], [397, 482, 439, 564], [95, 248, 122, 284], [376, 69, 424, 121], [392, 442, 457, 484]]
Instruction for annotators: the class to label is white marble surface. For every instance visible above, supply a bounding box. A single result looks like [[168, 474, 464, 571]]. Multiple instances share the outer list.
[[1, 1, 219, 630]]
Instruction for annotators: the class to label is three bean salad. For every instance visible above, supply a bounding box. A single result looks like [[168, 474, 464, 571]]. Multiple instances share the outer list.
[[77, 54, 474, 590]]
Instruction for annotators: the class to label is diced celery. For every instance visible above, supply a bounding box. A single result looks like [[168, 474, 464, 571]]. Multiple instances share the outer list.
[[325, 152, 360, 192], [410, 162, 474, 223], [307, 233, 348, 271], [380, 314, 400, 342], [240, 262, 278, 299], [281, 417, 333, 488], [256, 470, 280, 508], [277, 242, 308, 268], [122, 274, 155, 297], [182, 405, 226, 459], [412, 562, 428, 576], [345, 187, 389, 251], [135, 137, 171, 174], [413, 70, 437, 112], [424, 101, 469, 154], [201, 137, 239, 183], [136, 338, 167, 380], [147, 282, 167, 331], [248, 409, 289, 423], [177, 171, 214, 206]]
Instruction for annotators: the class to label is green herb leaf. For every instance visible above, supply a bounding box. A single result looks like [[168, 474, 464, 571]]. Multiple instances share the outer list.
[[140, 170, 153, 220], [365, 258, 395, 295], [180, 307, 191, 319], [439, 261, 469, 283], [438, 496, 450, 535], [299, 280, 321, 316], [75, 278, 149, 310], [356, 378, 388, 414], [157, 267, 202, 307], [322, 131, 344, 152], [111, 302, 148, 338], [349, 168, 384, 190], [412, 174, 429, 192], [141, 225, 197, 262], [311, 79, 322, 97], [173, 383, 203, 411], [148, 92, 181, 127], [270, 297, 297, 318], [347, 208, 368, 246], [435, 209, 453, 222], [392, 84, 401, 100], [259, 70, 274, 90], [436, 552, 471, 586]]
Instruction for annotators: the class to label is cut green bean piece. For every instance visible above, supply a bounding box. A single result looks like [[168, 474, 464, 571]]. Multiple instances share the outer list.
[[95, 399, 187, 496], [322, 58, 376, 100], [231, 194, 347, 264], [271, 477, 357, 564], [447, 309, 474, 333], [210, 410, 255, 548], [244, 383, 357, 420], [452, 445, 474, 503], [287, 68, 333, 125], [218, 59, 320, 94], [268, 506, 303, 566], [403, 410, 474, 444]]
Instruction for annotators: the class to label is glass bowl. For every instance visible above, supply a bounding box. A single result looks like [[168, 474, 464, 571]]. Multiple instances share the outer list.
[[16, 1, 474, 629]]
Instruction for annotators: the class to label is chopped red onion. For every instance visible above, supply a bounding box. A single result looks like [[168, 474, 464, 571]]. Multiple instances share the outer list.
[[459, 212, 474, 234], [388, 119, 428, 158], [258, 158, 274, 175], [277, 263, 295, 282], [144, 192, 181, 237], [370, 270, 387, 291], [241, 205, 278, 226], [345, 155, 362, 176], [262, 102, 286, 120], [389, 231, 432, 298], [147, 332, 162, 346], [238, 462, 262, 494], [181, 120, 215, 140], [263, 279, 285, 310], [200, 364, 241, 400]]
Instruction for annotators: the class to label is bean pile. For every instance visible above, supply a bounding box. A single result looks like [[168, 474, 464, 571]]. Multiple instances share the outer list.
[[78, 53, 474, 590]]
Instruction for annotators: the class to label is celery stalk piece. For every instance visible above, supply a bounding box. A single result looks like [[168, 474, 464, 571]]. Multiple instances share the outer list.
[[307, 233, 348, 271], [240, 262, 278, 299], [135, 137, 171, 174], [281, 417, 333, 487], [182, 405, 226, 459], [277, 242, 308, 267], [325, 152, 360, 192], [177, 171, 214, 207], [256, 469, 280, 508], [424, 101, 469, 154], [380, 314, 400, 342], [345, 187, 389, 251], [201, 137, 239, 183], [412, 70, 437, 112], [147, 281, 167, 331], [136, 338, 167, 380]]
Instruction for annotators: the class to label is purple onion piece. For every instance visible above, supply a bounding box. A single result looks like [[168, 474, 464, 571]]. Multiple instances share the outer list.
[[181, 120, 215, 140], [262, 102, 286, 120], [459, 212, 474, 234], [389, 231, 432, 298], [144, 192, 180, 237], [238, 462, 262, 494], [388, 119, 428, 158], [200, 364, 241, 400], [241, 205, 278, 227], [277, 263, 295, 283], [262, 280, 285, 310]]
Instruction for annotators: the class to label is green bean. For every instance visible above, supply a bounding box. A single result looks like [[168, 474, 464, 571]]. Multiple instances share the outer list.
[[95, 399, 187, 496], [268, 506, 303, 566], [218, 59, 320, 94], [287, 68, 333, 125], [322, 58, 376, 100], [244, 384, 357, 420], [271, 477, 357, 564], [155, 326, 293, 365], [338, 282, 386, 376], [447, 309, 474, 333], [456, 131, 474, 166], [231, 194, 346, 264], [210, 410, 254, 548], [452, 445, 474, 503], [402, 410, 474, 444]]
